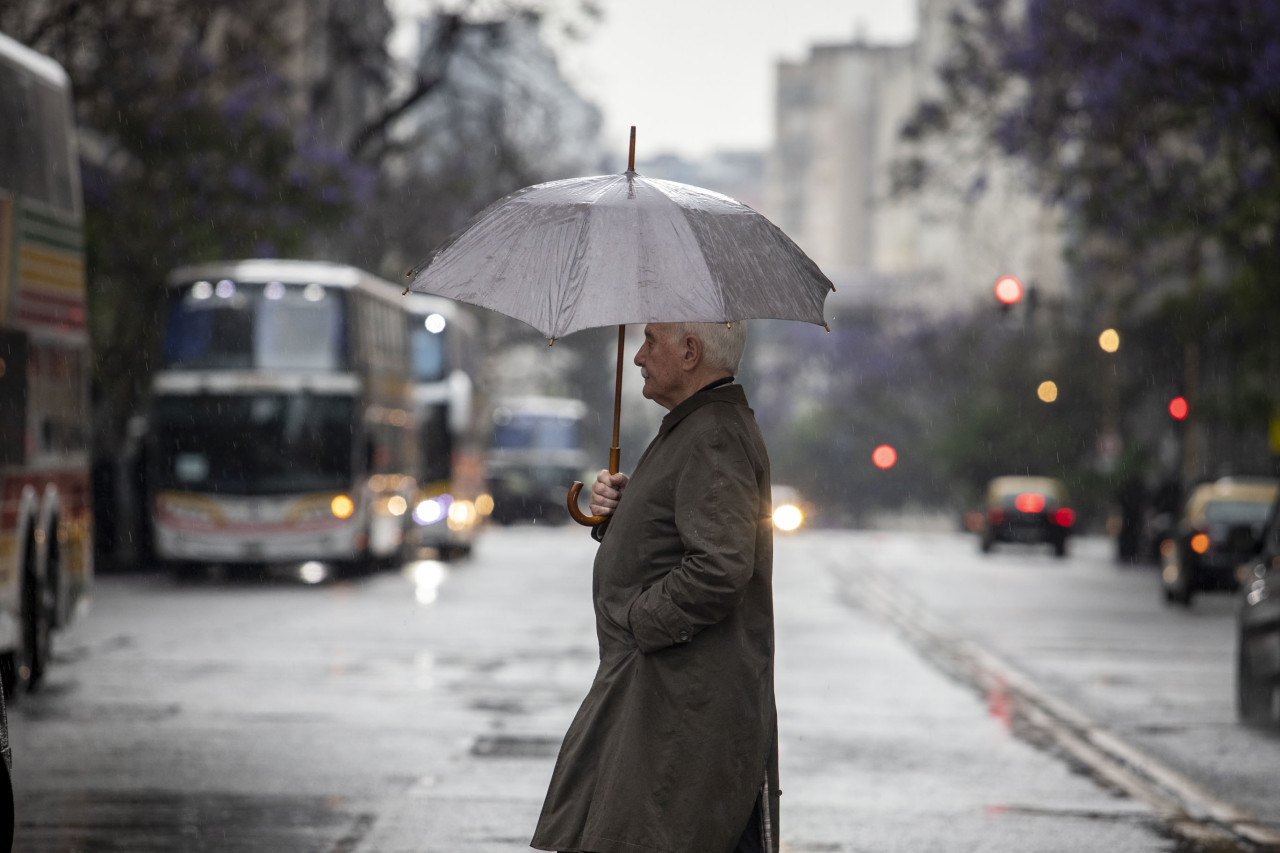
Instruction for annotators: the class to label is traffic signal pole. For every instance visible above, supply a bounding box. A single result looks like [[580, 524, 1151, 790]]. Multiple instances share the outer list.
[[1182, 340, 1202, 482]]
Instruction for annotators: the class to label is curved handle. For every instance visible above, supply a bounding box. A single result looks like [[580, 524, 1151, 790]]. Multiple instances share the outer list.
[[567, 480, 607, 526]]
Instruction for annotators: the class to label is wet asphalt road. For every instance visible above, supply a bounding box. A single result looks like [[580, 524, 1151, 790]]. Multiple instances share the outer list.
[[7, 526, 1270, 852]]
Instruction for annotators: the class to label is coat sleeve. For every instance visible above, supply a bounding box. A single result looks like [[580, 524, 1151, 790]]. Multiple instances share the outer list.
[[627, 423, 760, 653]]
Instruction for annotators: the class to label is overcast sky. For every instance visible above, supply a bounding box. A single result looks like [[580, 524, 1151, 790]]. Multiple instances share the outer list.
[[556, 0, 919, 160]]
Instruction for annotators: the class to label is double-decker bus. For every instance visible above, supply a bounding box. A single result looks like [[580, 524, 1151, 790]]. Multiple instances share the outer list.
[[402, 293, 487, 558], [146, 260, 417, 579], [0, 32, 94, 695]]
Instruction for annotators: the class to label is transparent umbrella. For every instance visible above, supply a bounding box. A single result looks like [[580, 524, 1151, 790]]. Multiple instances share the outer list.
[[405, 128, 834, 524]]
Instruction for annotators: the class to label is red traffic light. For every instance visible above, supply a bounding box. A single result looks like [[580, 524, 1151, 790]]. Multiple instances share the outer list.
[[872, 445, 897, 469], [1168, 396, 1189, 420], [994, 276, 1023, 306]]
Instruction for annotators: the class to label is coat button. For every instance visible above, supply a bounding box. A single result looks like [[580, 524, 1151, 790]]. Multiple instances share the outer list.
[[678, 630, 690, 642]]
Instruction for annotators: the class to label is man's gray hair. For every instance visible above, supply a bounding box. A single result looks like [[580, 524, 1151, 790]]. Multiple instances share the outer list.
[[669, 321, 747, 375]]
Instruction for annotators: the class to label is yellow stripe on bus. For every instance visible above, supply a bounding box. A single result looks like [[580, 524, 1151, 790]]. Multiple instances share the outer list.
[[18, 245, 85, 294]]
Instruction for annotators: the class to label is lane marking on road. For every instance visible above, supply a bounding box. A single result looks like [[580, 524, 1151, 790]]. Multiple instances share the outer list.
[[845, 565, 1280, 853]]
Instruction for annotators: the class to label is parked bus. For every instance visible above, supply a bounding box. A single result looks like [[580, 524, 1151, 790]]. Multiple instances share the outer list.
[[0, 32, 94, 695], [486, 396, 590, 525], [402, 293, 487, 558], [145, 260, 417, 578]]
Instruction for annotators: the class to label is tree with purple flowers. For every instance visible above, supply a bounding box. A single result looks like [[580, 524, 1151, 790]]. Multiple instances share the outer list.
[[0, 0, 600, 461], [900, 0, 1280, 480]]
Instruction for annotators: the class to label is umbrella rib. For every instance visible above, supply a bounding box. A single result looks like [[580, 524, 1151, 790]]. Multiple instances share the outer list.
[[664, 190, 724, 321], [552, 189, 607, 338]]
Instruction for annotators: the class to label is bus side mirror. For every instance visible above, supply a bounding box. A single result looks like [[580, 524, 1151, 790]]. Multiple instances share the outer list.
[[447, 371, 472, 435]]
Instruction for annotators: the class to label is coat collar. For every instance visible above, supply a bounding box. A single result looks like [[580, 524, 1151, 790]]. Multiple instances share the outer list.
[[658, 383, 747, 437]]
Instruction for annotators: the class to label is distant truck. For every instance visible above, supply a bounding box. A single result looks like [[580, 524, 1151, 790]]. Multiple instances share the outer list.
[[485, 396, 590, 525]]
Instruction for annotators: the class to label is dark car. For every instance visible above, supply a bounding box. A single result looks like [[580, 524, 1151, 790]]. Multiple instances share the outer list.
[[1237, 492, 1280, 726], [979, 476, 1075, 558], [1161, 477, 1277, 606]]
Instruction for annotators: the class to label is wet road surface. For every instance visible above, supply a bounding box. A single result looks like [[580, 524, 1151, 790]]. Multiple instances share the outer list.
[[7, 527, 1240, 851]]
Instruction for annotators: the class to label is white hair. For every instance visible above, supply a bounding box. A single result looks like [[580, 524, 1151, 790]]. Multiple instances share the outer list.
[[668, 321, 747, 375]]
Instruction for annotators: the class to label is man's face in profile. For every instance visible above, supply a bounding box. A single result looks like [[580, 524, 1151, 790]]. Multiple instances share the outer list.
[[634, 323, 685, 410]]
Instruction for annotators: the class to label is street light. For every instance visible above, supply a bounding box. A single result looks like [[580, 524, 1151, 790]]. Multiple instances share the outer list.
[[1037, 381, 1058, 403], [1169, 396, 1189, 420], [1098, 328, 1120, 353]]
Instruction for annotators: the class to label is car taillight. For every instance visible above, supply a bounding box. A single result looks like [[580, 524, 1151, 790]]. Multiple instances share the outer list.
[[1053, 507, 1075, 527], [1015, 493, 1046, 513], [1190, 532, 1210, 554], [988, 507, 1006, 524]]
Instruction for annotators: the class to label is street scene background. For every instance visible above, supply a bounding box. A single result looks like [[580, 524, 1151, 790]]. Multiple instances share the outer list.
[[3, 0, 1280, 851]]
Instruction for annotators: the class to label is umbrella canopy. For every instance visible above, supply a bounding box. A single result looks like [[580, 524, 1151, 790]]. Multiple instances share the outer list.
[[404, 129, 832, 525], [405, 171, 833, 340]]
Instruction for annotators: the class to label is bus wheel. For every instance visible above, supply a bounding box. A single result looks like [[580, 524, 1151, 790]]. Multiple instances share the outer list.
[[2, 561, 51, 698]]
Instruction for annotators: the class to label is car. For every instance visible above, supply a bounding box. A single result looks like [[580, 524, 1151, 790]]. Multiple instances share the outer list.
[[1160, 477, 1277, 606], [1236, 490, 1280, 726], [978, 475, 1074, 557]]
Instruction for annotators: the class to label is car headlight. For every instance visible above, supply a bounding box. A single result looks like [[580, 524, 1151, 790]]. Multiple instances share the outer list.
[[773, 504, 803, 532]]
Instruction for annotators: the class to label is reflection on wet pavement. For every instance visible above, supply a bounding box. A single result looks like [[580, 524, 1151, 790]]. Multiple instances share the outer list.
[[404, 560, 448, 605], [14, 790, 371, 852]]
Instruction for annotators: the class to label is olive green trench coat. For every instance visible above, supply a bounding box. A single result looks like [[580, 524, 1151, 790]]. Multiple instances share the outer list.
[[531, 383, 779, 853]]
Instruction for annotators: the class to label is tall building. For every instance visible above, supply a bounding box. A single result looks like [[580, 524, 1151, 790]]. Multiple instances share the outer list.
[[765, 0, 1066, 318]]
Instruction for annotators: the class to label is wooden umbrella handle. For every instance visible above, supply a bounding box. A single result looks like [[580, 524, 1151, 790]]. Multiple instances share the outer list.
[[566, 480, 605, 526], [568, 326, 627, 526], [568, 441, 622, 526]]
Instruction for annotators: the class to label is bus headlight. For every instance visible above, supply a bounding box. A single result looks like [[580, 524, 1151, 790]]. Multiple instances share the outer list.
[[414, 496, 449, 526], [331, 495, 355, 519], [447, 500, 477, 531]]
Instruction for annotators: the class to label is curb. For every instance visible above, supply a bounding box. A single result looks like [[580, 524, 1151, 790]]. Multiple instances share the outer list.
[[847, 565, 1280, 853]]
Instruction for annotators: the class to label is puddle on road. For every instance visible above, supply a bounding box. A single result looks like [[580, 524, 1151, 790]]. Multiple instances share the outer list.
[[13, 789, 371, 853], [470, 734, 560, 758]]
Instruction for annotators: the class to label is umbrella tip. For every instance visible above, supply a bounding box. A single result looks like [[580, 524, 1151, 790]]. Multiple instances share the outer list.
[[824, 323, 831, 333], [401, 286, 409, 296], [548, 338, 555, 347], [830, 283, 837, 292]]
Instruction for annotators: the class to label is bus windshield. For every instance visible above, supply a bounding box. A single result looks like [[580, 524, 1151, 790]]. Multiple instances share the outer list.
[[150, 393, 355, 495], [161, 280, 347, 371], [408, 325, 449, 382], [491, 412, 582, 451]]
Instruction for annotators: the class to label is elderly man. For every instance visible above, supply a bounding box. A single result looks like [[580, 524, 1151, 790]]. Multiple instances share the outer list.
[[531, 321, 779, 853]]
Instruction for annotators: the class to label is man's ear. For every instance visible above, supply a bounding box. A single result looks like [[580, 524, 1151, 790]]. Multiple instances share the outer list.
[[681, 334, 703, 372]]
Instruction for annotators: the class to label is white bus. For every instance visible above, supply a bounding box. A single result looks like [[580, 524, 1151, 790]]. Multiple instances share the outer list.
[[402, 293, 487, 558], [146, 260, 417, 578], [0, 32, 94, 695]]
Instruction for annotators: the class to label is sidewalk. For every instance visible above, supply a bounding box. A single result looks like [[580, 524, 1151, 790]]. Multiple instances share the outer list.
[[353, 528, 1171, 853]]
